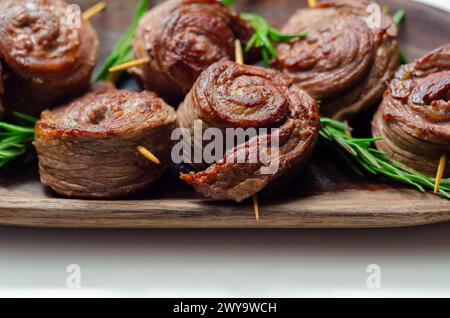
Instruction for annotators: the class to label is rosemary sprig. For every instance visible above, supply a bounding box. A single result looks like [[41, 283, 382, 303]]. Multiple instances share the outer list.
[[399, 50, 408, 65], [241, 13, 307, 66], [0, 112, 36, 169], [320, 118, 450, 199], [393, 9, 406, 25], [391, 9, 408, 64], [94, 0, 150, 82]]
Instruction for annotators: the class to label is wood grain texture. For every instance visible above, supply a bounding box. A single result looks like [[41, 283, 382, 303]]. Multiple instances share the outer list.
[[0, 0, 449, 229], [1, 187, 450, 228]]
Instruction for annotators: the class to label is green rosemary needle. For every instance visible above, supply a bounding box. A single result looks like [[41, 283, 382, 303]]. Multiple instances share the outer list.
[[393, 9, 406, 25], [0, 112, 36, 168], [94, 0, 150, 82], [320, 118, 450, 200], [392, 9, 408, 64]]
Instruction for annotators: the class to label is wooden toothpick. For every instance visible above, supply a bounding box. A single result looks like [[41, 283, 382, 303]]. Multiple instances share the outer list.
[[137, 145, 161, 165], [252, 194, 260, 222], [434, 153, 447, 193], [308, 0, 317, 8], [235, 39, 260, 221], [235, 39, 244, 65], [82, 1, 107, 20], [108, 58, 150, 72], [344, 120, 352, 137]]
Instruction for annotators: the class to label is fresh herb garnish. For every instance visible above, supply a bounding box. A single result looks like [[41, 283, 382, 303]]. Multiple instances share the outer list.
[[241, 13, 307, 66], [399, 50, 408, 65], [320, 118, 450, 199], [221, 0, 236, 5], [94, 0, 150, 82], [393, 9, 406, 25], [0, 112, 36, 168], [392, 9, 408, 64]]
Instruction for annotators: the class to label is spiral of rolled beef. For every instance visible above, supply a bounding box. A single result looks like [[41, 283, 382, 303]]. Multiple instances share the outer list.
[[0, 62, 4, 116], [177, 60, 320, 202], [34, 84, 177, 198], [275, 0, 399, 120], [372, 45, 450, 177], [130, 0, 254, 104], [0, 0, 99, 115]]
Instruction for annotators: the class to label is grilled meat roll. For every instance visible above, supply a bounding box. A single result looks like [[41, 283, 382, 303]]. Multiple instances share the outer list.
[[34, 84, 177, 198], [372, 44, 450, 177], [275, 0, 399, 120], [177, 60, 320, 202], [130, 0, 254, 104], [0, 0, 99, 115], [0, 62, 4, 117]]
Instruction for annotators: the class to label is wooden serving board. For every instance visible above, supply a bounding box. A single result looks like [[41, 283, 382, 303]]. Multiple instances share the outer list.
[[0, 0, 449, 229]]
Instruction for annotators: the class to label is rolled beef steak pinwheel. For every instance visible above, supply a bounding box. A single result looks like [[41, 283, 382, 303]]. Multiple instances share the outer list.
[[177, 60, 320, 202], [275, 0, 399, 120], [130, 0, 255, 104], [372, 45, 450, 177], [34, 84, 177, 198], [0, 62, 4, 116], [0, 0, 99, 115]]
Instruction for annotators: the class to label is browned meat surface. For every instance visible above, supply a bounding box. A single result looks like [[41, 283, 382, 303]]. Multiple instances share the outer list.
[[34, 84, 177, 198], [177, 60, 320, 202], [275, 0, 399, 120], [130, 0, 255, 105], [0, 62, 3, 117], [372, 44, 450, 177], [0, 0, 99, 115]]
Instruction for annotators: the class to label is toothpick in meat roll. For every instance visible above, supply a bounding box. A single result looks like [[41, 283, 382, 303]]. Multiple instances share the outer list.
[[34, 84, 177, 198], [275, 0, 399, 120], [130, 0, 255, 105], [372, 44, 450, 177], [0, 0, 99, 115], [177, 60, 320, 202]]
